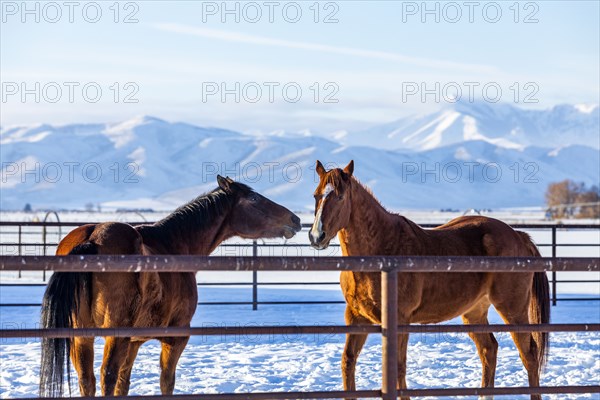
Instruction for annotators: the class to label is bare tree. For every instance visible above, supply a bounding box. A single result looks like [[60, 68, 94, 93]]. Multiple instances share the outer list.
[[545, 180, 578, 218], [576, 185, 600, 219], [545, 180, 600, 219]]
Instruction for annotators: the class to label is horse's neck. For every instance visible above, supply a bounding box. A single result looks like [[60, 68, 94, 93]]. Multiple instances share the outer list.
[[340, 181, 426, 256], [140, 213, 234, 255]]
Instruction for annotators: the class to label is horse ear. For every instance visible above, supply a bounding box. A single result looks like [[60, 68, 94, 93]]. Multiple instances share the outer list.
[[343, 160, 354, 177], [226, 176, 235, 183], [316, 160, 326, 177], [217, 175, 232, 192]]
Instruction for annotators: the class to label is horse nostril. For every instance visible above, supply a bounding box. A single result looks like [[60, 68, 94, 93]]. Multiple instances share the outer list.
[[318, 232, 326, 243], [291, 214, 301, 227]]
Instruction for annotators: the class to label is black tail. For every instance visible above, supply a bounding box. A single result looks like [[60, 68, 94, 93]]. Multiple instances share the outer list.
[[518, 231, 551, 373], [531, 270, 550, 372], [39, 243, 95, 397]]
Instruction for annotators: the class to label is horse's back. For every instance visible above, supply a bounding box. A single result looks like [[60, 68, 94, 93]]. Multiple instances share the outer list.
[[87, 222, 143, 254], [56, 222, 143, 255], [56, 224, 97, 255], [431, 215, 531, 256], [434, 215, 512, 233]]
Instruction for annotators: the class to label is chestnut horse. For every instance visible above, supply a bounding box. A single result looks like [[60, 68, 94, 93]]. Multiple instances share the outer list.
[[309, 161, 550, 400], [40, 176, 301, 397]]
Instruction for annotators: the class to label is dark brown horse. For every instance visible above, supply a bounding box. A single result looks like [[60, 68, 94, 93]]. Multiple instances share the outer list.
[[40, 176, 301, 397], [309, 160, 550, 400]]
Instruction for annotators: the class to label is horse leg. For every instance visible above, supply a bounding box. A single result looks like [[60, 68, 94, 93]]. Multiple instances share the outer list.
[[397, 333, 410, 400], [100, 337, 131, 396], [462, 304, 498, 399], [114, 340, 143, 396], [494, 303, 541, 400], [159, 337, 189, 395], [342, 307, 370, 398], [70, 337, 96, 396]]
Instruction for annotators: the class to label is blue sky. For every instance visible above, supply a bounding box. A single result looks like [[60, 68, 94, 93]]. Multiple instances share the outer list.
[[1, 1, 599, 132]]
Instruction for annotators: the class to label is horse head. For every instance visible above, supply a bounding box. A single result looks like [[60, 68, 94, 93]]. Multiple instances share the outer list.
[[218, 175, 302, 240], [309, 160, 354, 250]]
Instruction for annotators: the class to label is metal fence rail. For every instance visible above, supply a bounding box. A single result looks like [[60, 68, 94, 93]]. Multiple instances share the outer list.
[[0, 255, 599, 399], [2, 323, 600, 340], [2, 255, 598, 272], [7, 386, 600, 400]]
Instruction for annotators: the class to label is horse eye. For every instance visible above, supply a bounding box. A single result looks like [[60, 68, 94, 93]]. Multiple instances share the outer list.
[[249, 194, 259, 202]]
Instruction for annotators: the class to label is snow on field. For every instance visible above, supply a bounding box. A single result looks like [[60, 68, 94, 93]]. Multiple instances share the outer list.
[[1, 288, 599, 399]]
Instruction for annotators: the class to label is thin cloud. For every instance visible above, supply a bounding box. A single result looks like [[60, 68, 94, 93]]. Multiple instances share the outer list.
[[154, 23, 498, 74]]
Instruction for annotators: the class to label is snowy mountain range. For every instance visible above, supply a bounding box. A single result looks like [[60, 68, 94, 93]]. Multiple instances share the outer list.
[[1, 102, 598, 211], [340, 101, 600, 152]]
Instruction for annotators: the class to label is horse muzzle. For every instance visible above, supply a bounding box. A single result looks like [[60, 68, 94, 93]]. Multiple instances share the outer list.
[[282, 225, 300, 239], [282, 216, 302, 239], [309, 230, 329, 250]]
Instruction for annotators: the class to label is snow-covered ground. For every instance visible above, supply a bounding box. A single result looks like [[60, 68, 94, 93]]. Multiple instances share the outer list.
[[1, 289, 599, 399]]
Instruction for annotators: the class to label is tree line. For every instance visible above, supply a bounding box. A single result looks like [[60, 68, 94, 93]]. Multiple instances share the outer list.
[[545, 180, 600, 219]]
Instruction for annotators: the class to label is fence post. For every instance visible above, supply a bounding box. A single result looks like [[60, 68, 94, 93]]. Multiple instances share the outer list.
[[552, 226, 557, 306], [41, 211, 60, 283], [42, 223, 47, 282], [381, 269, 398, 400], [252, 240, 258, 311], [18, 225, 22, 278]]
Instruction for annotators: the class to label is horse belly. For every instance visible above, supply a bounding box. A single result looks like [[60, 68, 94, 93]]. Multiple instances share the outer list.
[[92, 273, 139, 327], [409, 273, 491, 324], [158, 272, 198, 325], [345, 272, 384, 324]]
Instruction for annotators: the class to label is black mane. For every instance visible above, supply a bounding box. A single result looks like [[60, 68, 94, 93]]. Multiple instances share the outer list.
[[154, 182, 253, 233]]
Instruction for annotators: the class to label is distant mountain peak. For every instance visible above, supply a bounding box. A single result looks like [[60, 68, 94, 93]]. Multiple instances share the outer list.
[[108, 115, 168, 129], [573, 103, 599, 114], [344, 102, 599, 152]]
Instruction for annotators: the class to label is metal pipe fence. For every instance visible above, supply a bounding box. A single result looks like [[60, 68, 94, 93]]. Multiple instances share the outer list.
[[0, 255, 599, 399], [0, 222, 599, 309]]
